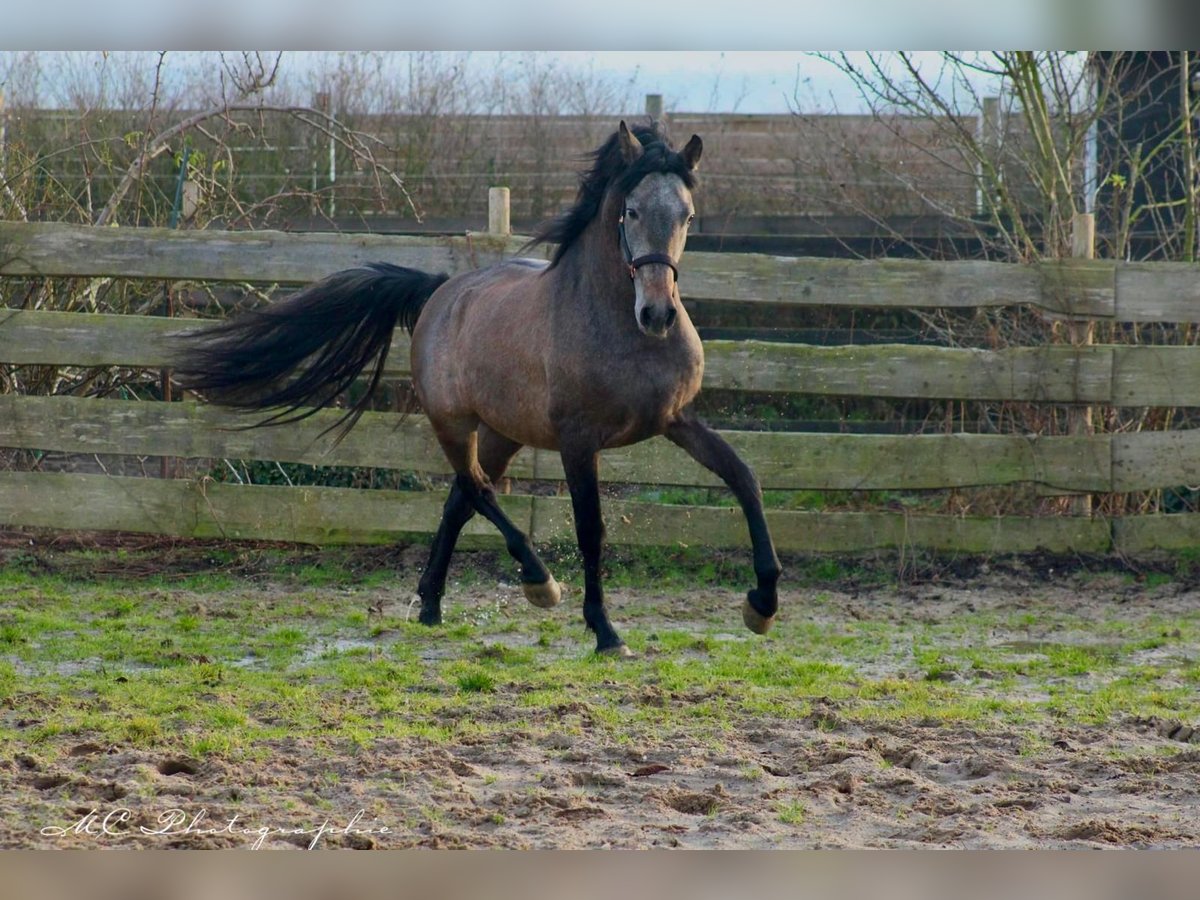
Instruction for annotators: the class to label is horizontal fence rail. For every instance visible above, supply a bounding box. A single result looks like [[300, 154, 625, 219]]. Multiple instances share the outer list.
[[5, 223, 1200, 555], [0, 472, 1116, 554], [6, 308, 1200, 406], [4, 221, 1200, 321], [7, 308, 1200, 406], [0, 396, 1114, 492], [1, 393, 1197, 495]]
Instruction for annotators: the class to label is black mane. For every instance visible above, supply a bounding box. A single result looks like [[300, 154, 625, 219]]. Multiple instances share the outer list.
[[527, 121, 698, 266]]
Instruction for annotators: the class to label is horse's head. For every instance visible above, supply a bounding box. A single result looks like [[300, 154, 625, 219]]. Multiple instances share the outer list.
[[615, 121, 702, 338]]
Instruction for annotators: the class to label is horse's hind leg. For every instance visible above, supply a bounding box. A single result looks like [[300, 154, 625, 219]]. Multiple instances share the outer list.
[[417, 425, 535, 624], [431, 420, 560, 610], [415, 483, 473, 625]]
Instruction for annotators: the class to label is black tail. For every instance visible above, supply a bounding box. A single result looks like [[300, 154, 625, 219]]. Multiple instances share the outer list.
[[173, 262, 448, 440]]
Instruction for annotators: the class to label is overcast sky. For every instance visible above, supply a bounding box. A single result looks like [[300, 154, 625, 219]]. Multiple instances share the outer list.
[[543, 51, 855, 114], [3, 50, 1018, 115], [538, 51, 1006, 114], [5, 0, 1174, 77], [0, 0, 1164, 115]]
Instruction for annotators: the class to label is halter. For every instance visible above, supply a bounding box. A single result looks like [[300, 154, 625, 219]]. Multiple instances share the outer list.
[[618, 209, 679, 283]]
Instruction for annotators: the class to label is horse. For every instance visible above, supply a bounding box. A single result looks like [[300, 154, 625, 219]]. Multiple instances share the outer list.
[[173, 121, 781, 656]]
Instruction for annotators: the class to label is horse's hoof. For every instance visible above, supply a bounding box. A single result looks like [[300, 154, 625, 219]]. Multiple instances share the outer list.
[[523, 575, 561, 609], [742, 598, 775, 635], [597, 643, 635, 659]]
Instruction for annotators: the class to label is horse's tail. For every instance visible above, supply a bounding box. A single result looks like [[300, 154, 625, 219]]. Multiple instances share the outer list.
[[173, 262, 448, 440]]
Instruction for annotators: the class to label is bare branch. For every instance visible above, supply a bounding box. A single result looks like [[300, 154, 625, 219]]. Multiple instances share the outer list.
[[94, 99, 416, 226]]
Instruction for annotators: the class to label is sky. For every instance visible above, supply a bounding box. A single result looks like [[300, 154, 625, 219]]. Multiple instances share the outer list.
[[16, 0, 1173, 50], [4, 0, 1181, 65], [0, 0, 1177, 115], [2, 50, 1016, 116], [542, 51, 857, 114], [537, 51, 1005, 115]]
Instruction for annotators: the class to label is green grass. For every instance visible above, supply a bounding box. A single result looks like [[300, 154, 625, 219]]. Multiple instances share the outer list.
[[777, 800, 807, 826], [3, 547, 1200, 768], [456, 670, 497, 694]]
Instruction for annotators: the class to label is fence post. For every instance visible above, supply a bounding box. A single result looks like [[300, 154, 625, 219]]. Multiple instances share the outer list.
[[313, 91, 335, 218], [488, 187, 511, 236], [977, 96, 1002, 216], [0, 87, 22, 220], [645, 94, 664, 120], [1070, 211, 1096, 516]]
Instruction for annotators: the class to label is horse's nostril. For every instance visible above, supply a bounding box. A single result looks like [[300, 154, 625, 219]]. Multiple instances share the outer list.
[[639, 304, 675, 335]]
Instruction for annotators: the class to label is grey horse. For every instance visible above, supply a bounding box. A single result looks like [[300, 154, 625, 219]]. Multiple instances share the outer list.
[[174, 121, 781, 655]]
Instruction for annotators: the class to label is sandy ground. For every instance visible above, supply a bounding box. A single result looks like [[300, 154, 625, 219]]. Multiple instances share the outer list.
[[4, 551, 1200, 849]]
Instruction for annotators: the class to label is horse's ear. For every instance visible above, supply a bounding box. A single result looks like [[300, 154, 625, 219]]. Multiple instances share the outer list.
[[681, 134, 703, 171], [618, 121, 644, 165]]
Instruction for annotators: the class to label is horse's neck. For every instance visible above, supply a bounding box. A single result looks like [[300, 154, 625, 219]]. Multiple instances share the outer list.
[[553, 202, 636, 330]]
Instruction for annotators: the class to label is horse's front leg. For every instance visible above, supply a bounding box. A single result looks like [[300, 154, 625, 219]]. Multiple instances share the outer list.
[[665, 412, 781, 634], [560, 441, 631, 656]]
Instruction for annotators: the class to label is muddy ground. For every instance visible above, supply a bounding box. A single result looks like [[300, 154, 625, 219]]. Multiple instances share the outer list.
[[3, 539, 1199, 849]]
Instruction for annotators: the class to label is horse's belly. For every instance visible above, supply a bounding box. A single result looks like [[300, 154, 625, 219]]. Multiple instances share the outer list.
[[598, 411, 675, 450], [480, 405, 559, 451]]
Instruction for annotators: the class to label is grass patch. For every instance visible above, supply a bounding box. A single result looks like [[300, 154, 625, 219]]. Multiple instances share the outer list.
[[456, 670, 497, 694], [3, 547, 1200, 768], [777, 800, 807, 826]]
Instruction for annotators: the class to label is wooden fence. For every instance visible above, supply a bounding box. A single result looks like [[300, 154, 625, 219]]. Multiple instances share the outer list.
[[4, 220, 1200, 555]]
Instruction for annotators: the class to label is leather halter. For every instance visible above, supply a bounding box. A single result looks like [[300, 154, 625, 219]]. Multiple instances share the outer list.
[[618, 209, 679, 282]]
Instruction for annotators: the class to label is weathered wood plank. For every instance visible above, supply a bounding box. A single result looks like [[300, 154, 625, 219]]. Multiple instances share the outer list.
[[1112, 430, 1200, 492], [0, 396, 1114, 492], [1114, 263, 1200, 323], [558, 430, 1112, 492], [0, 471, 1112, 553], [0, 221, 536, 284], [0, 308, 191, 368], [0, 222, 1127, 316], [4, 308, 1185, 407], [702, 341, 1115, 402], [0, 394, 463, 474], [1112, 346, 1200, 407], [1113, 514, 1200, 553], [529, 495, 1111, 553], [9, 223, 1200, 321], [681, 255, 1113, 317], [0, 470, 198, 537], [0, 471, 518, 546], [0, 308, 414, 371], [1037, 258, 1115, 319]]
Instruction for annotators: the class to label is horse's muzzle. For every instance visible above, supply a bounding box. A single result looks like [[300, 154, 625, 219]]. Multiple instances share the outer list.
[[638, 303, 678, 338]]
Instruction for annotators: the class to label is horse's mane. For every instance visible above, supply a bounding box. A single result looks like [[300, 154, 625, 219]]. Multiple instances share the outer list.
[[526, 121, 698, 267]]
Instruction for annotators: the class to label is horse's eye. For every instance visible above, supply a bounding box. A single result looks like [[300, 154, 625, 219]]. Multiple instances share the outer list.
[[687, 214, 695, 224], [626, 209, 639, 221]]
